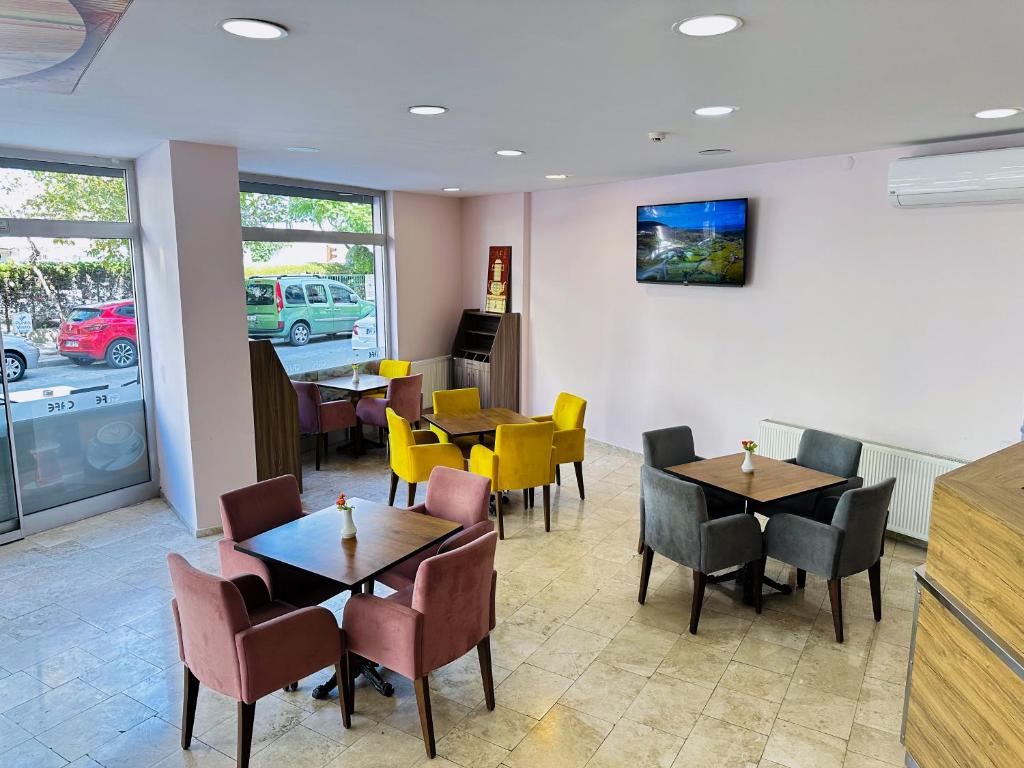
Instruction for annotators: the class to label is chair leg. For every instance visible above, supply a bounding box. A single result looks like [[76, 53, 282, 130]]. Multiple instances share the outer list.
[[364, 579, 375, 595], [477, 636, 495, 710], [752, 558, 764, 614], [868, 559, 882, 622], [336, 660, 351, 729], [542, 485, 551, 532], [555, 464, 561, 485], [638, 545, 654, 604], [407, 482, 417, 507], [495, 493, 505, 540], [529, 487, 535, 507], [315, 433, 322, 471], [237, 701, 256, 768], [388, 471, 399, 506], [181, 666, 199, 749], [690, 571, 708, 634], [796, 568, 807, 589], [828, 579, 844, 643], [522, 489, 529, 509], [414, 676, 436, 758], [378, 426, 384, 446], [574, 461, 585, 499]]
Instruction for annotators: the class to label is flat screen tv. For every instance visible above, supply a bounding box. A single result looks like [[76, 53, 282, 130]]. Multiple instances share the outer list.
[[636, 197, 748, 286]]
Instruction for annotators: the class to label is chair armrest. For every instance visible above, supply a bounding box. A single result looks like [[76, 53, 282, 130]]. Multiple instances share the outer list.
[[438, 521, 493, 554], [531, 414, 553, 422], [343, 594, 423, 680], [235, 606, 340, 703], [764, 513, 843, 580], [783, 457, 798, 464], [408, 443, 464, 480], [219, 540, 274, 597], [821, 476, 863, 499], [227, 573, 272, 613], [469, 444, 497, 484], [412, 429, 440, 445], [700, 514, 763, 573]]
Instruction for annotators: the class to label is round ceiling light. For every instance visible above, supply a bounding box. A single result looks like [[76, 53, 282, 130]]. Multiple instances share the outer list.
[[674, 14, 743, 37], [496, 149, 525, 157], [286, 146, 319, 153], [219, 18, 288, 39], [545, 174, 570, 180], [442, 187, 461, 192], [974, 107, 1021, 119], [409, 105, 448, 116], [698, 148, 732, 155], [694, 105, 737, 117]]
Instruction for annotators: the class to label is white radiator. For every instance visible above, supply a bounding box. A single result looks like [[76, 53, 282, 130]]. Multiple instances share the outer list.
[[411, 355, 451, 408], [757, 420, 965, 542]]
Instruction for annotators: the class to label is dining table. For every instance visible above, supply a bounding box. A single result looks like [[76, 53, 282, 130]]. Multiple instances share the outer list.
[[234, 497, 461, 698], [316, 373, 390, 454], [421, 407, 534, 442], [665, 452, 846, 599]]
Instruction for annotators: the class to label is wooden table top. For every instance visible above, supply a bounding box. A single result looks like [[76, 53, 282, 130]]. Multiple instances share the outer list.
[[234, 498, 460, 587], [422, 407, 534, 438], [666, 453, 846, 504], [316, 374, 390, 394]]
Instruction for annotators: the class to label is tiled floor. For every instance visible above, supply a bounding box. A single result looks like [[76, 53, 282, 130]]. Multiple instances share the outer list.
[[0, 441, 919, 767]]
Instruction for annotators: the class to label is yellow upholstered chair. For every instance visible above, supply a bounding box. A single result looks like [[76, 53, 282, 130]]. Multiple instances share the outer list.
[[365, 359, 413, 400], [387, 408, 464, 507], [431, 387, 486, 454], [533, 392, 588, 499], [469, 421, 555, 539]]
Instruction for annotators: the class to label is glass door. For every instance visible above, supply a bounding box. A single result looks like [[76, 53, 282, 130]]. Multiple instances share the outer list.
[[0, 326, 22, 542]]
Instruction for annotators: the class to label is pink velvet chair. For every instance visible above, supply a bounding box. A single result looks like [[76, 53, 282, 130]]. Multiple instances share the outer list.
[[167, 553, 350, 768], [292, 380, 357, 469], [219, 475, 343, 608], [343, 531, 498, 758], [355, 373, 423, 446], [378, 466, 492, 591]]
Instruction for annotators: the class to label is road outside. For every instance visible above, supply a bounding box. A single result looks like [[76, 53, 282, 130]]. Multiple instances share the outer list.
[[7, 335, 359, 394]]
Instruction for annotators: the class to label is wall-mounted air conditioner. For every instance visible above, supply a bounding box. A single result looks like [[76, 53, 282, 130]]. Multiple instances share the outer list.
[[888, 146, 1024, 207]]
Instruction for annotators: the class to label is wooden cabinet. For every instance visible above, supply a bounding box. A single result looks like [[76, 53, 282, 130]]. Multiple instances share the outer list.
[[450, 310, 520, 410]]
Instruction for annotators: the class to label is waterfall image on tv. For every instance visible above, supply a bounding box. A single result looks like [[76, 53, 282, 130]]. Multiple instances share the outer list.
[[636, 198, 748, 285]]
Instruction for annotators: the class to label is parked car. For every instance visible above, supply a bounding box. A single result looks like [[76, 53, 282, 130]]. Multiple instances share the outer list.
[[58, 299, 138, 369], [3, 336, 40, 382], [245, 275, 374, 346], [350, 314, 378, 351]]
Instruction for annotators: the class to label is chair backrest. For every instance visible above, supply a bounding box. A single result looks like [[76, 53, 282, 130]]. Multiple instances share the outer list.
[[386, 407, 416, 457], [552, 392, 587, 431], [424, 466, 491, 527], [291, 380, 323, 434], [413, 530, 497, 673], [433, 387, 481, 415], [220, 474, 304, 543], [642, 426, 698, 469], [167, 553, 248, 698], [796, 429, 862, 479], [494, 421, 555, 488], [379, 359, 412, 379], [640, 465, 707, 571], [833, 478, 896, 577], [386, 373, 423, 422]]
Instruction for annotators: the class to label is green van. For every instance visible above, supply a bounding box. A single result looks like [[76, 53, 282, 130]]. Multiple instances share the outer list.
[[245, 275, 374, 346]]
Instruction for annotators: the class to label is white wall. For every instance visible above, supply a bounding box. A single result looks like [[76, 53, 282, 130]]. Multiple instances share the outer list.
[[465, 142, 1024, 462], [137, 140, 257, 532]]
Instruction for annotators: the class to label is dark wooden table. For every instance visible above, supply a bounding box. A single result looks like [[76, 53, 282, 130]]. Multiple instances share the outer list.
[[422, 407, 533, 440], [317, 374, 390, 454], [666, 453, 846, 597], [235, 498, 460, 697]]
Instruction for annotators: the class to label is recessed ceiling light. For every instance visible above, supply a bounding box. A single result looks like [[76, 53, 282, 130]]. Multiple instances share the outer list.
[[694, 105, 737, 117], [409, 105, 448, 116], [219, 18, 288, 40], [442, 187, 461, 192], [545, 174, 570, 180], [674, 14, 743, 37], [698, 148, 732, 155], [974, 107, 1021, 119], [286, 146, 319, 153], [496, 149, 525, 157]]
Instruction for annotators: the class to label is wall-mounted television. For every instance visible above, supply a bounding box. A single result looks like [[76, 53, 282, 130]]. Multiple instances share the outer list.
[[636, 197, 748, 286]]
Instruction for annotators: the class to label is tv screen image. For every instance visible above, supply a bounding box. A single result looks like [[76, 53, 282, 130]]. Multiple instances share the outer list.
[[636, 198, 748, 285]]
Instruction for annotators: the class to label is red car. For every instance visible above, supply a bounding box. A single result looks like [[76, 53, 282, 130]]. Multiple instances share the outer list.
[[58, 299, 138, 368]]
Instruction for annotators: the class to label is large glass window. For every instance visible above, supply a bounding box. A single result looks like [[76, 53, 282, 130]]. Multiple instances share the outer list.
[[0, 156, 152, 528], [240, 179, 387, 377]]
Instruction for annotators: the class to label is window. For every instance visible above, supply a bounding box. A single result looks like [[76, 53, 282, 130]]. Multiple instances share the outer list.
[[241, 177, 387, 377]]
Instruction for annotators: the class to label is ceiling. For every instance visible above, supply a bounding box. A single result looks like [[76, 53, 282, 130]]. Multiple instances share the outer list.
[[2, 0, 1024, 194]]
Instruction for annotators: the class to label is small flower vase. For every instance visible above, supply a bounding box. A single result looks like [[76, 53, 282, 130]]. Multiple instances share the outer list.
[[741, 451, 755, 473], [339, 506, 357, 539], [351, 367, 360, 385]]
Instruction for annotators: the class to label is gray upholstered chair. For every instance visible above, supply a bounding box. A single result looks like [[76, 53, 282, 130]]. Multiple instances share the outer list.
[[638, 466, 764, 633], [764, 477, 895, 643], [764, 429, 864, 523]]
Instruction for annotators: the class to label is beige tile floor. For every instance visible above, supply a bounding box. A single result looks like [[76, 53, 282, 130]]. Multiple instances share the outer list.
[[0, 440, 920, 767]]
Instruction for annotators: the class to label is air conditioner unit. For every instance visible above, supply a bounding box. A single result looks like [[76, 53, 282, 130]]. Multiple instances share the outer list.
[[888, 147, 1024, 207]]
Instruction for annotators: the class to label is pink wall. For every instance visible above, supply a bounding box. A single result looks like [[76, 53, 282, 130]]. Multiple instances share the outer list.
[[465, 142, 1024, 461]]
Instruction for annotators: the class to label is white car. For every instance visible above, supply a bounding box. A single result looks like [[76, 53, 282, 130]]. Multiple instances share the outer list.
[[350, 315, 377, 351], [4, 336, 40, 382]]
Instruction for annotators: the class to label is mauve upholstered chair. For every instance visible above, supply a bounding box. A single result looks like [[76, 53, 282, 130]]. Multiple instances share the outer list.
[[638, 466, 764, 633], [379, 466, 492, 591], [219, 475, 343, 608], [292, 380, 357, 469], [765, 477, 895, 643], [343, 531, 499, 758], [168, 553, 349, 768], [356, 373, 424, 445]]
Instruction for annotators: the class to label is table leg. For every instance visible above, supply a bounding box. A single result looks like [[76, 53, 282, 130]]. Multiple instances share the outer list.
[[311, 657, 394, 700]]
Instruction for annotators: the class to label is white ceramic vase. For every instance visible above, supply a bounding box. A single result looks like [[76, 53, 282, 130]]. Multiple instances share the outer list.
[[351, 367, 360, 385], [741, 451, 755, 473], [340, 506, 357, 539]]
